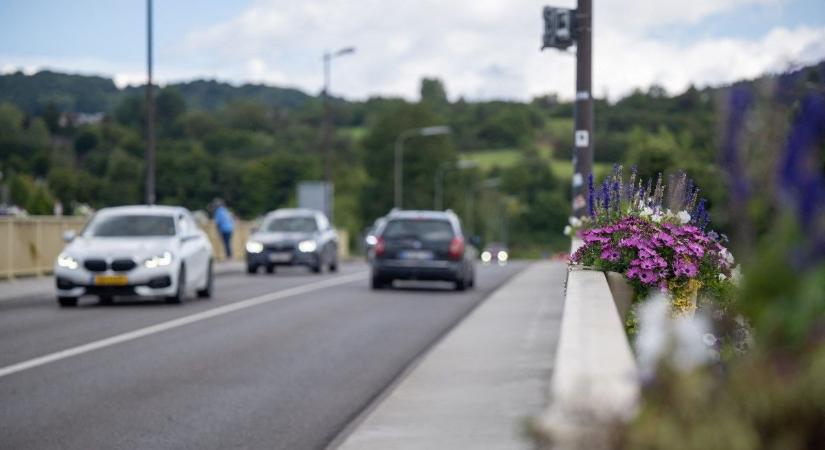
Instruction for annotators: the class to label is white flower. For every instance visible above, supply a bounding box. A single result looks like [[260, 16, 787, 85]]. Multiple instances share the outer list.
[[568, 216, 582, 227], [636, 294, 715, 381], [640, 206, 654, 218], [676, 210, 691, 224], [652, 213, 663, 223], [730, 265, 742, 286], [721, 249, 735, 266], [718, 273, 727, 282], [702, 333, 718, 347], [563, 225, 572, 236]]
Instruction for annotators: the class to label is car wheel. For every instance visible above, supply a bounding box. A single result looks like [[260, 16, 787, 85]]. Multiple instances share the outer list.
[[197, 259, 214, 299], [247, 264, 258, 275], [371, 275, 387, 290], [265, 264, 276, 274], [98, 295, 114, 305], [166, 265, 186, 304], [311, 262, 322, 274], [57, 296, 78, 307], [329, 257, 338, 272], [454, 276, 467, 291]]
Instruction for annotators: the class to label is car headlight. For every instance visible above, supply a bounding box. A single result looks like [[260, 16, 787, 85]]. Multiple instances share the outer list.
[[298, 240, 317, 253], [497, 251, 509, 263], [246, 241, 264, 254], [144, 251, 173, 268], [57, 253, 79, 270], [365, 235, 378, 246], [480, 251, 492, 263]]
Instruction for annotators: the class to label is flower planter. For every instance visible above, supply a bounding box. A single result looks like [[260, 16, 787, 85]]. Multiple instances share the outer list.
[[605, 271, 633, 320]]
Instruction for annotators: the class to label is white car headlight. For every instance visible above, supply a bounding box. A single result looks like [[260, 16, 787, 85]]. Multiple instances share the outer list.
[[57, 253, 79, 270], [480, 251, 492, 263], [365, 235, 378, 246], [497, 251, 509, 263], [144, 251, 173, 268], [298, 240, 317, 253], [246, 241, 264, 254]]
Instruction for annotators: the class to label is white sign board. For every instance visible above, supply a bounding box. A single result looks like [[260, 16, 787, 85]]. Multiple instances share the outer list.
[[575, 130, 589, 147]]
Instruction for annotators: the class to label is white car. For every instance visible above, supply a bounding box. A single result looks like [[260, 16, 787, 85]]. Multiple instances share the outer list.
[[54, 205, 214, 307]]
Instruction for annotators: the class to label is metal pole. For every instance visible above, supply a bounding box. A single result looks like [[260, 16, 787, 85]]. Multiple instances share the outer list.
[[144, 0, 156, 205], [572, 0, 593, 217], [434, 163, 448, 210], [321, 51, 332, 219], [394, 133, 405, 209]]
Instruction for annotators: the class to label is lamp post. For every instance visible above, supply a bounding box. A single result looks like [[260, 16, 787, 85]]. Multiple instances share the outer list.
[[434, 159, 477, 210], [321, 46, 355, 220], [394, 126, 451, 209], [144, 0, 156, 205]]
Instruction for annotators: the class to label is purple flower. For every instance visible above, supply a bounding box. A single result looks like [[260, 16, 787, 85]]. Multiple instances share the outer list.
[[587, 173, 595, 217]]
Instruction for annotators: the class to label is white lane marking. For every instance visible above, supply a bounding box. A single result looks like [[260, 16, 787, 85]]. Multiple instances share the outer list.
[[0, 271, 368, 379]]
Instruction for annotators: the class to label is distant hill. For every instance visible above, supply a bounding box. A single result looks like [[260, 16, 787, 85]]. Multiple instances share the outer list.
[[0, 70, 313, 114], [0, 70, 120, 114]]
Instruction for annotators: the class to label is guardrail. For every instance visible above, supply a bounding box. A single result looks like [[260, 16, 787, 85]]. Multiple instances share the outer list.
[[535, 238, 639, 449], [0, 216, 349, 279]]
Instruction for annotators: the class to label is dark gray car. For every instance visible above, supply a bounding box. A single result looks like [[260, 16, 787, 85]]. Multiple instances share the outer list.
[[245, 209, 338, 274], [370, 210, 476, 291]]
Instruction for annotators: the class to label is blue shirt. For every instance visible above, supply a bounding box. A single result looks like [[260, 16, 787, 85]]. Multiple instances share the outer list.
[[214, 206, 234, 233]]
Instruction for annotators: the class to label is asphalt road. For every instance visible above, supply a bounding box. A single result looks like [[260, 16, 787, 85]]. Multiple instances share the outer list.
[[0, 260, 526, 450]]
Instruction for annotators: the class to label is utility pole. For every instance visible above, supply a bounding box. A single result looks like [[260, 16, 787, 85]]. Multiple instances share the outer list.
[[542, 0, 593, 217], [572, 0, 593, 218], [145, 0, 156, 205]]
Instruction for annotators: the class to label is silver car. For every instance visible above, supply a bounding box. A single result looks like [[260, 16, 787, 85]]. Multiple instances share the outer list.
[[245, 209, 339, 274], [54, 205, 214, 307]]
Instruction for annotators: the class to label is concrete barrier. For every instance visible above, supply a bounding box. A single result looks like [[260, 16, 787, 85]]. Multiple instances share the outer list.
[[534, 238, 639, 450], [1, 216, 349, 279]]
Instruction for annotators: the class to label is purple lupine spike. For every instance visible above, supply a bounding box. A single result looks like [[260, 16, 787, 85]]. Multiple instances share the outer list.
[[778, 94, 825, 231], [692, 198, 706, 226], [601, 179, 610, 212], [626, 165, 638, 202], [722, 86, 753, 205], [612, 179, 621, 214], [588, 173, 595, 217]]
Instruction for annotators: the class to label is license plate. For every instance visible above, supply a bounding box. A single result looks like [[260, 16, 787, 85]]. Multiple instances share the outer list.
[[399, 250, 433, 260], [94, 275, 129, 286], [269, 252, 292, 262]]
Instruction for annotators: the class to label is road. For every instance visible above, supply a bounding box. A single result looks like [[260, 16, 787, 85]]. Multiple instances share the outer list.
[[0, 260, 526, 450]]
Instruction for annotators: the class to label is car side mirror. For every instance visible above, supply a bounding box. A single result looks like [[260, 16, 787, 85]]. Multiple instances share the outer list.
[[63, 230, 77, 243]]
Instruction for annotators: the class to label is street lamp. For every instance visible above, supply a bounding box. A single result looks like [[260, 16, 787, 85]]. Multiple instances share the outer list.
[[434, 159, 477, 210], [394, 126, 451, 209], [321, 46, 356, 219]]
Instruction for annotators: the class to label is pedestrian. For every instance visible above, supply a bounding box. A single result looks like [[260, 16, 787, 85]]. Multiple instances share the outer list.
[[213, 199, 235, 259]]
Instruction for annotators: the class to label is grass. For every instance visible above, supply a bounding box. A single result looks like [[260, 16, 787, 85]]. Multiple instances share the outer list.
[[462, 147, 611, 180]]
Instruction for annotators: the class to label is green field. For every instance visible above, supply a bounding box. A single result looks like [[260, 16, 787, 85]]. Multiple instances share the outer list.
[[462, 148, 610, 181]]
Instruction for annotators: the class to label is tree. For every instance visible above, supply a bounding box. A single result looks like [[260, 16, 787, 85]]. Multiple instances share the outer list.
[[360, 102, 456, 221]]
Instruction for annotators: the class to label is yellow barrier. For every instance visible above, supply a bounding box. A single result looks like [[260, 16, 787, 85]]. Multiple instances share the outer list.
[[0, 216, 349, 279]]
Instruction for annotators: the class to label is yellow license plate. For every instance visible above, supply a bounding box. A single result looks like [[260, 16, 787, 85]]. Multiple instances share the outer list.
[[94, 275, 129, 286]]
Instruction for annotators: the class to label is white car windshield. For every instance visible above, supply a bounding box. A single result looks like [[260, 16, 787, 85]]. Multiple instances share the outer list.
[[265, 217, 317, 233], [87, 214, 177, 237]]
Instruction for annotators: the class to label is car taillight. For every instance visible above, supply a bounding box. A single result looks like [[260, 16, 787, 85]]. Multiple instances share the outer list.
[[448, 237, 465, 260], [374, 237, 386, 257]]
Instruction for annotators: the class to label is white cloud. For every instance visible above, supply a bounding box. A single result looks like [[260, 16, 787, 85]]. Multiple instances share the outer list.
[[3, 0, 823, 101]]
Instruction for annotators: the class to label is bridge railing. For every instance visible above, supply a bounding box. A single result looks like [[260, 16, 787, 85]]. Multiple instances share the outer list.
[[535, 238, 640, 449]]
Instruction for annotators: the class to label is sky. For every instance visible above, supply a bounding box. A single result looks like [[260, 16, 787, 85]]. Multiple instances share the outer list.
[[1, 0, 824, 101]]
